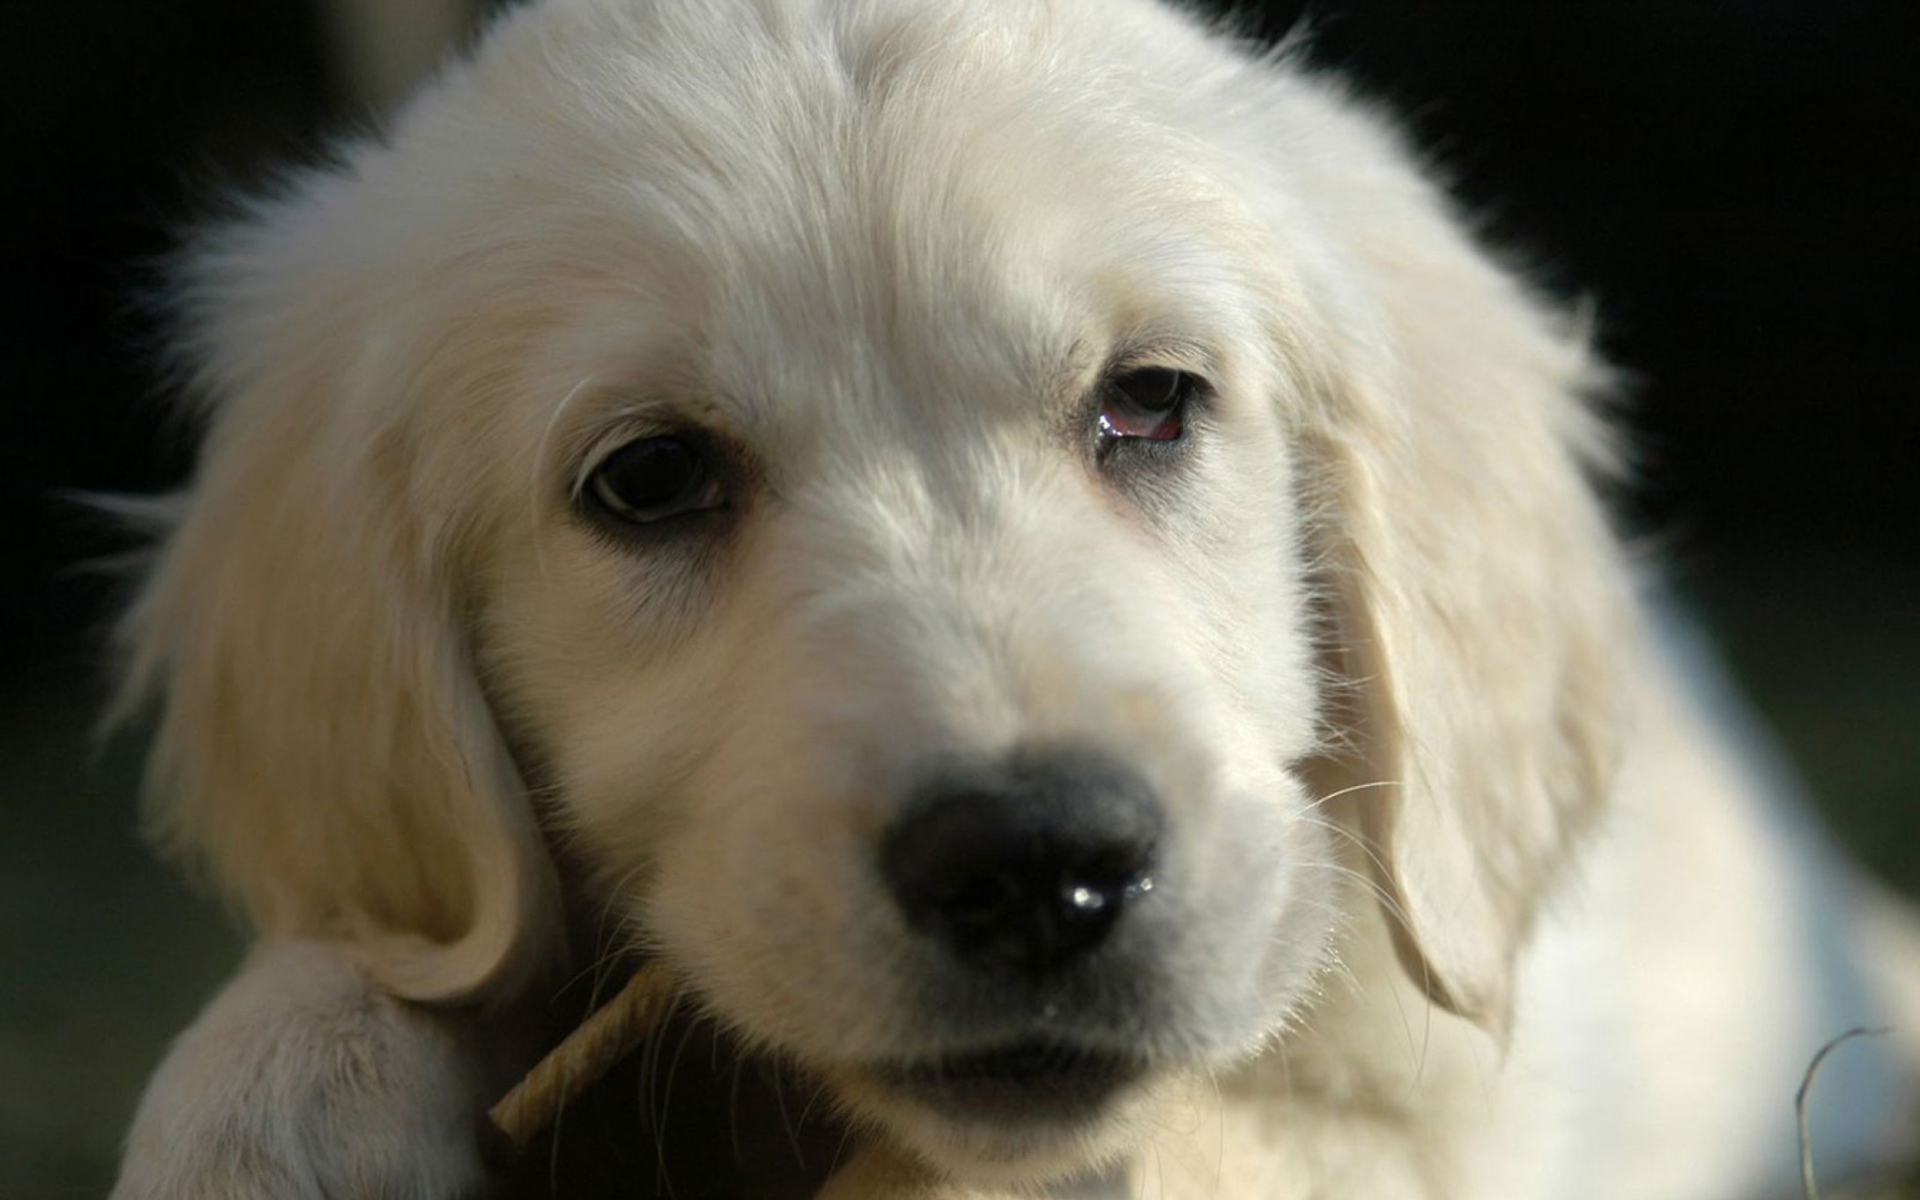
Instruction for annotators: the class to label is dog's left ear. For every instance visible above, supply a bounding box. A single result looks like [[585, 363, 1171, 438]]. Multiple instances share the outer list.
[[110, 182, 559, 1004], [1279, 97, 1634, 1037]]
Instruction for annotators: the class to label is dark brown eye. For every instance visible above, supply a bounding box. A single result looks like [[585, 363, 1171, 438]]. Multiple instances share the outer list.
[[583, 435, 725, 525], [1098, 367, 1195, 443]]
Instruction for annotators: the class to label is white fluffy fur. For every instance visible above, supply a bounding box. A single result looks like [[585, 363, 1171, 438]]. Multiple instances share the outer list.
[[111, 0, 1920, 1197]]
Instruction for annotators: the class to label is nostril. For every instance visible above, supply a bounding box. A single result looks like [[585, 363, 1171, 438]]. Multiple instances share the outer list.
[[942, 866, 1027, 933], [880, 745, 1163, 975]]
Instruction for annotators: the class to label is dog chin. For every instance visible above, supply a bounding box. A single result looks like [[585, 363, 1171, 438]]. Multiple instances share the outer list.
[[826, 1056, 1166, 1185]]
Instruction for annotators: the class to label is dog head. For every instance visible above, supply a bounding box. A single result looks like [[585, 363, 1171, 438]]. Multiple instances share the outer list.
[[121, 0, 1628, 1184]]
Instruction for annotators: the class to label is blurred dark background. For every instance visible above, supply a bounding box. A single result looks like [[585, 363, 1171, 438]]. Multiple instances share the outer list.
[[3, 1, 1915, 1194]]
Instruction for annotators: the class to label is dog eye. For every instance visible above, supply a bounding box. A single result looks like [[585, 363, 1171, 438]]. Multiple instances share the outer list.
[[1098, 367, 1194, 444], [583, 435, 725, 525]]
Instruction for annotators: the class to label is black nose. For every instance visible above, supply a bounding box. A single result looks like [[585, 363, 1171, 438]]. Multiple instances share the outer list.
[[880, 745, 1164, 976]]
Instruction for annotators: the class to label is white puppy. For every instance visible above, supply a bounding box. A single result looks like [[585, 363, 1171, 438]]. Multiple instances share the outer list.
[[110, 0, 1920, 1197]]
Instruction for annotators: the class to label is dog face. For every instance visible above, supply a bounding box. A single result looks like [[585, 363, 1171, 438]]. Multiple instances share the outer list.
[[123, 0, 1629, 1185], [465, 10, 1334, 1169], [492, 247, 1330, 1168]]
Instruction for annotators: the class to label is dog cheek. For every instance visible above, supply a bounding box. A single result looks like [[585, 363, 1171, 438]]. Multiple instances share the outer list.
[[1263, 790, 1344, 1013], [638, 728, 914, 1057], [1172, 776, 1325, 1037]]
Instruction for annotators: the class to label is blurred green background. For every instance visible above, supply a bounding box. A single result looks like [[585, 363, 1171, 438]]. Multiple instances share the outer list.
[[3, 1, 1914, 1196]]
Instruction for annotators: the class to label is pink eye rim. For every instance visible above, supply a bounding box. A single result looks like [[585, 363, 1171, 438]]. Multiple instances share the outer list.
[[1097, 366, 1198, 445]]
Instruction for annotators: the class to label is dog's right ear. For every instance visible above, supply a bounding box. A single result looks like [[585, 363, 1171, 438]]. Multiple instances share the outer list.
[[113, 189, 556, 1003], [1241, 74, 1634, 1039]]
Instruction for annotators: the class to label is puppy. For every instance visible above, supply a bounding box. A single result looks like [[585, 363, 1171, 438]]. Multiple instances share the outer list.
[[109, 0, 1920, 1196]]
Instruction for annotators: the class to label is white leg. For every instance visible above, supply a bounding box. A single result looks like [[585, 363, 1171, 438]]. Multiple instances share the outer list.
[[112, 940, 495, 1200]]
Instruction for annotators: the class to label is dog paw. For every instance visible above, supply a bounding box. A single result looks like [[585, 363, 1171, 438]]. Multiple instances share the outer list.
[[111, 941, 496, 1200]]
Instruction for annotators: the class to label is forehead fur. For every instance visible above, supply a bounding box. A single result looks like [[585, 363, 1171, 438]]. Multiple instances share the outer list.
[[166, 0, 1343, 601], [189, 0, 1282, 391]]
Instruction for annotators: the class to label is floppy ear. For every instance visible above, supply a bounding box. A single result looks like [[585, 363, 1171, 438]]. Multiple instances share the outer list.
[[1285, 102, 1633, 1037], [114, 200, 557, 1004]]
